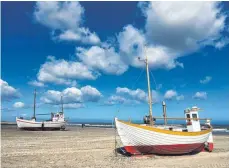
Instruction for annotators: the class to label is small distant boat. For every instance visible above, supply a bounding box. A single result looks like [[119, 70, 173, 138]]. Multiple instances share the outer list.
[[115, 53, 213, 155], [16, 90, 66, 130]]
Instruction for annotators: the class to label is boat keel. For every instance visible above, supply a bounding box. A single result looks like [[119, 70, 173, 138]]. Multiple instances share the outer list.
[[124, 143, 205, 155]]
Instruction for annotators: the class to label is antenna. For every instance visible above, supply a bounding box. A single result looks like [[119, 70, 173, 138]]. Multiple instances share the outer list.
[[162, 101, 167, 125], [33, 89, 36, 118], [61, 95, 64, 113]]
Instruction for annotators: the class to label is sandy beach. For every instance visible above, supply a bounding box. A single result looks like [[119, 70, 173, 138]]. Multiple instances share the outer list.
[[1, 125, 229, 168]]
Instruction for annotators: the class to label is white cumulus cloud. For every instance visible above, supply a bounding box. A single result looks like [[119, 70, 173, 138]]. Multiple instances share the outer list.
[[176, 95, 185, 101], [34, 2, 83, 30], [28, 80, 45, 87], [104, 95, 129, 105], [164, 90, 177, 100], [33, 1, 229, 80], [34, 2, 100, 45], [200, 76, 212, 84], [115, 87, 161, 104], [13, 102, 25, 108], [116, 2, 227, 71], [215, 37, 229, 49], [63, 103, 85, 109], [193, 92, 207, 100], [0, 79, 20, 101], [41, 85, 102, 105], [116, 87, 147, 102], [142, 2, 227, 52], [81, 85, 102, 102], [76, 46, 128, 75], [57, 28, 100, 45], [116, 1, 228, 70], [37, 56, 98, 86], [164, 89, 184, 101], [117, 25, 183, 70]]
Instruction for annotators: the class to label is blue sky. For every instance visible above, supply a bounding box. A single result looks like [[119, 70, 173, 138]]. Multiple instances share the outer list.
[[1, 1, 229, 123]]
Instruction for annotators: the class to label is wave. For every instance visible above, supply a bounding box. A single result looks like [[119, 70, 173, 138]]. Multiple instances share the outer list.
[[213, 128, 229, 133]]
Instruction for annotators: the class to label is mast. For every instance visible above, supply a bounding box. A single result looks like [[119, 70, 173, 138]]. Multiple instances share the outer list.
[[33, 89, 36, 118], [61, 96, 64, 113], [145, 47, 153, 126]]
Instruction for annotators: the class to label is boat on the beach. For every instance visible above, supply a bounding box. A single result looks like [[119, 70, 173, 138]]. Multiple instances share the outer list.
[[115, 52, 213, 155], [16, 112, 66, 130], [16, 90, 66, 130]]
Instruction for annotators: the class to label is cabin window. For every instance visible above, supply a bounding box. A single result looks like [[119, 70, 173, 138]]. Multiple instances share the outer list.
[[186, 114, 191, 121], [192, 114, 198, 121]]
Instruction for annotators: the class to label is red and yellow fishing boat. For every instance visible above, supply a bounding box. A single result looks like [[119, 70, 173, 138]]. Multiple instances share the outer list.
[[115, 52, 213, 155]]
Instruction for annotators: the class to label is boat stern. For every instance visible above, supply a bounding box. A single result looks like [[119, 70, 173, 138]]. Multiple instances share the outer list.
[[204, 132, 214, 152]]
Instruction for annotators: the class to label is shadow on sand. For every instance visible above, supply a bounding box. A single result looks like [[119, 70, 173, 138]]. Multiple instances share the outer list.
[[115, 147, 204, 157]]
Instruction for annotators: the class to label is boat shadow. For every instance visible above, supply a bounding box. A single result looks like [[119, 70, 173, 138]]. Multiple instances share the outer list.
[[17, 128, 69, 131], [115, 147, 202, 157]]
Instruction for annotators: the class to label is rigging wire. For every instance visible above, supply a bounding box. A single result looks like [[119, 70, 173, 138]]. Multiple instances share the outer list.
[[115, 67, 145, 118], [131, 67, 145, 91], [149, 69, 159, 91]]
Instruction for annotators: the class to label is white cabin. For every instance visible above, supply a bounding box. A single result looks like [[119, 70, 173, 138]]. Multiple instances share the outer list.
[[184, 106, 201, 132], [51, 112, 65, 122]]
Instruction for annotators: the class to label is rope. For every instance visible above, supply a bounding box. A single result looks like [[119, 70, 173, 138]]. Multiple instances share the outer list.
[[114, 67, 145, 118], [149, 69, 159, 91], [131, 67, 145, 90]]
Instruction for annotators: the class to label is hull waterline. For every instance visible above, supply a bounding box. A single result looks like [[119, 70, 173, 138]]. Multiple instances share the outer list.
[[124, 143, 205, 155]]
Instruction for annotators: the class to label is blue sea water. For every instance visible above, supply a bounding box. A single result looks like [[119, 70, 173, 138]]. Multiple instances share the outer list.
[[67, 118, 229, 126], [66, 118, 229, 135], [2, 117, 229, 135]]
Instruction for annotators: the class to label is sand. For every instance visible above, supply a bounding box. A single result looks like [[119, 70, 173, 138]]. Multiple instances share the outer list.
[[1, 125, 229, 168]]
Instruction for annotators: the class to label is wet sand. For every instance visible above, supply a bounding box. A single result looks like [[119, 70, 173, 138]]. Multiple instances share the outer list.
[[1, 125, 229, 168]]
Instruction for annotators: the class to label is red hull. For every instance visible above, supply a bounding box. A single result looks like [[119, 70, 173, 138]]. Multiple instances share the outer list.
[[124, 143, 205, 155]]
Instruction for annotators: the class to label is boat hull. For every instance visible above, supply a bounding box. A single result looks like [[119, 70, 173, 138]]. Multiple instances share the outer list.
[[124, 143, 205, 155], [16, 118, 42, 130], [115, 118, 212, 155], [16, 118, 66, 131], [43, 121, 66, 130]]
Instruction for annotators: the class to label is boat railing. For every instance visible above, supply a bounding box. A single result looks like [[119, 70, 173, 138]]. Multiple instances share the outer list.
[[153, 117, 211, 121]]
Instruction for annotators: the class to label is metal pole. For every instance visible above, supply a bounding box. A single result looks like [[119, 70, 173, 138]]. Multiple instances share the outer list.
[[114, 118, 117, 157], [145, 47, 153, 126], [33, 89, 36, 118], [61, 96, 64, 113], [153, 117, 211, 120], [162, 101, 167, 125]]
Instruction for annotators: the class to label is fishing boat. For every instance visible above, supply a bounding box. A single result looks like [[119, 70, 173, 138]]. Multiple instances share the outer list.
[[16, 90, 66, 130], [115, 53, 213, 155]]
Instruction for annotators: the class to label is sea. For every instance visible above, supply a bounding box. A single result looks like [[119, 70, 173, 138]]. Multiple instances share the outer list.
[[2, 118, 229, 135], [66, 118, 229, 135]]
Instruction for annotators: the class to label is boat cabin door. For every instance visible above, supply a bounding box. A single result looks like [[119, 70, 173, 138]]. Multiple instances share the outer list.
[[184, 106, 201, 132]]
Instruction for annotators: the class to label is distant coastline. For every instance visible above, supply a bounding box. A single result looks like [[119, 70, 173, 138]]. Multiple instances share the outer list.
[[1, 119, 229, 127], [2, 120, 229, 135], [1, 121, 17, 125]]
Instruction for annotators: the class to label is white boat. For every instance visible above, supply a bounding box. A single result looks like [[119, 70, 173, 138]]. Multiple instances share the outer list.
[[115, 52, 213, 155], [16, 118, 42, 130], [16, 112, 66, 131], [43, 112, 66, 130], [16, 90, 66, 130]]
